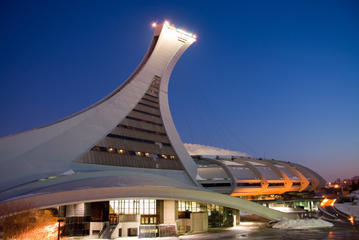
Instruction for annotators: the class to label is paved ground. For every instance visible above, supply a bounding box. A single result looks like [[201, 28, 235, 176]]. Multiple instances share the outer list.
[[66, 221, 359, 240]]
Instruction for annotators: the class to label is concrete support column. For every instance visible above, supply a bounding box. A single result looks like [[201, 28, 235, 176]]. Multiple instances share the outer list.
[[191, 212, 208, 233], [163, 200, 176, 224], [234, 209, 240, 226]]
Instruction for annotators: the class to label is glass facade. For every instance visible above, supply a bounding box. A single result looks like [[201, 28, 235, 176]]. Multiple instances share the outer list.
[[110, 199, 156, 215], [178, 201, 202, 212]]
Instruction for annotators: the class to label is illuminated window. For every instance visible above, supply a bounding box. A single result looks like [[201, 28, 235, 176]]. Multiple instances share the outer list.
[[161, 154, 168, 159], [107, 147, 115, 153], [110, 199, 156, 215], [170, 155, 175, 160], [136, 152, 144, 156], [141, 216, 157, 225], [178, 201, 202, 212], [92, 146, 101, 151], [117, 149, 125, 154], [145, 153, 151, 157]]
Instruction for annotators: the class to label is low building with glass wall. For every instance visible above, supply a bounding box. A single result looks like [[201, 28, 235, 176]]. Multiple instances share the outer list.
[[58, 199, 238, 238]]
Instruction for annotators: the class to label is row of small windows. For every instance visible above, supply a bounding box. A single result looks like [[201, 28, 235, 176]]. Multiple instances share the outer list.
[[110, 199, 156, 215], [236, 182, 300, 187], [268, 182, 285, 187], [237, 182, 261, 187], [201, 182, 231, 188], [91, 146, 176, 160], [142, 96, 159, 105], [110, 199, 217, 215], [119, 124, 167, 136], [138, 102, 159, 110], [107, 133, 171, 147], [178, 201, 203, 213], [126, 116, 163, 127], [133, 109, 161, 118], [177, 201, 231, 220], [145, 93, 158, 99]]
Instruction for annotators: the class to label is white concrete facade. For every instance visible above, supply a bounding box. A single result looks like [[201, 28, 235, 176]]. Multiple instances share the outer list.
[[0, 21, 198, 191]]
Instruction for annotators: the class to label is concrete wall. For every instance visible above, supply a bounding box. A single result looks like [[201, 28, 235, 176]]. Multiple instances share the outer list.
[[176, 218, 191, 234], [89, 221, 105, 236], [176, 212, 208, 234], [111, 215, 141, 238], [191, 212, 208, 233], [111, 221, 140, 238]]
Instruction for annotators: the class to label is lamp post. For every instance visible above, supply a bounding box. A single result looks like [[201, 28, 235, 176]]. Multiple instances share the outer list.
[[57, 219, 64, 240]]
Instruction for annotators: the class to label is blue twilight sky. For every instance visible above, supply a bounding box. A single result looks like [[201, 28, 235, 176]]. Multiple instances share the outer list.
[[0, 0, 358, 181]]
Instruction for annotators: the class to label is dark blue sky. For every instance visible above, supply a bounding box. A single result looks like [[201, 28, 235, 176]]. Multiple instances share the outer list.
[[1, 0, 358, 181]]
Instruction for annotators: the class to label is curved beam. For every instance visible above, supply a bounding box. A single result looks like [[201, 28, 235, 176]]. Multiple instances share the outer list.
[[275, 161, 310, 192], [199, 158, 237, 193], [0, 186, 297, 221], [250, 159, 290, 194], [259, 159, 295, 193]]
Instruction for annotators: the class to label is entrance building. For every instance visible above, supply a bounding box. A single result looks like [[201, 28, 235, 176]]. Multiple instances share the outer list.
[[60, 199, 238, 238]]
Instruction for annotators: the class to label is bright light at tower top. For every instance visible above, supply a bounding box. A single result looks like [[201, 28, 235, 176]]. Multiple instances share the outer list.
[[152, 20, 197, 41]]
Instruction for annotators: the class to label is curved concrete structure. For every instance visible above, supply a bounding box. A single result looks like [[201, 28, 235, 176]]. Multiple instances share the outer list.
[[0, 168, 295, 221], [0, 186, 295, 221], [0, 21, 198, 191], [0, 21, 296, 223]]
